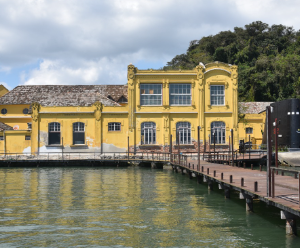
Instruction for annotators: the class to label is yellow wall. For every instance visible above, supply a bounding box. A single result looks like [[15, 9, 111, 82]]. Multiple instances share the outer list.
[[238, 112, 266, 146], [0, 85, 9, 97]]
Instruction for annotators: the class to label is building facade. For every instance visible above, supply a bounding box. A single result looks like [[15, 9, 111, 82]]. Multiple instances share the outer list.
[[0, 62, 244, 155]]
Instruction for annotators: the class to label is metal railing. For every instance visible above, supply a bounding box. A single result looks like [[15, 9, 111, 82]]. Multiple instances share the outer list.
[[0, 151, 172, 162]]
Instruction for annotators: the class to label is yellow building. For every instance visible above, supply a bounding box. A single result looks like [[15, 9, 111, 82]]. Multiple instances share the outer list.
[[0, 62, 245, 155], [238, 102, 272, 148]]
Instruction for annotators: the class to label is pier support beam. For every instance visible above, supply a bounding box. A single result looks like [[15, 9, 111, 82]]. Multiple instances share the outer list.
[[281, 211, 297, 236], [151, 162, 163, 169], [208, 180, 213, 190], [189, 171, 193, 179], [196, 174, 202, 184], [224, 187, 231, 199], [240, 193, 253, 212]]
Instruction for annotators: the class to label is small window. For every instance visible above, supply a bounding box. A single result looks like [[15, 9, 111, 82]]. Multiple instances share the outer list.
[[0, 136, 3, 140], [27, 123, 32, 130], [140, 84, 162, 105], [23, 108, 29, 114], [25, 136, 31, 140], [246, 127, 253, 134], [108, 122, 121, 131], [1, 108, 7, 114]]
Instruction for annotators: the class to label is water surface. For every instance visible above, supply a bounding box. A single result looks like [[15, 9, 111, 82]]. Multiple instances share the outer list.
[[0, 166, 299, 247]]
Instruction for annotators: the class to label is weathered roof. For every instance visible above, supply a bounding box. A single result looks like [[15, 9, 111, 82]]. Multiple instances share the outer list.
[[0, 85, 128, 107], [0, 122, 13, 131], [239, 102, 273, 114]]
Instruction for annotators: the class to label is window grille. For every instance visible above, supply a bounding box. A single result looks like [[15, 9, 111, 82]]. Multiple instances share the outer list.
[[210, 85, 225, 105], [141, 122, 156, 144], [211, 122, 226, 144], [140, 84, 162, 105], [170, 84, 191, 105], [176, 122, 191, 144]]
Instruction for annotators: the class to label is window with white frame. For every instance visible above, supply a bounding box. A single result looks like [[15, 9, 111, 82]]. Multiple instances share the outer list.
[[211, 121, 226, 144], [141, 122, 156, 144], [73, 122, 85, 145], [210, 85, 225, 105], [140, 84, 162, 105], [48, 122, 61, 145], [176, 122, 191, 144], [246, 127, 253, 134], [108, 122, 121, 131], [170, 84, 191, 105]]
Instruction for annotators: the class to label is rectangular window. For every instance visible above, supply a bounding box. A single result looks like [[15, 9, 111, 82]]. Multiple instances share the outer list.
[[246, 127, 253, 134], [210, 85, 225, 105], [73, 122, 85, 145], [170, 84, 191, 105], [108, 122, 121, 131], [140, 84, 162, 105], [0, 136, 3, 140], [25, 136, 31, 140]]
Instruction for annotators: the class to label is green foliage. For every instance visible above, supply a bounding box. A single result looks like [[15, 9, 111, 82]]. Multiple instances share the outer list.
[[164, 21, 300, 101]]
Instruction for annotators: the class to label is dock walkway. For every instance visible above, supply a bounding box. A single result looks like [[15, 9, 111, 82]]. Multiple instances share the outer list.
[[171, 157, 300, 234]]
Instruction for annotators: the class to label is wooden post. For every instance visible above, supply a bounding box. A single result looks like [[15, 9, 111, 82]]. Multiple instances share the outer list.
[[249, 134, 251, 160], [225, 187, 230, 199], [213, 132, 216, 161], [170, 134, 172, 155], [254, 181, 258, 192], [198, 126, 201, 171], [231, 129, 234, 167], [229, 135, 231, 165], [272, 169, 275, 198], [127, 136, 129, 159]]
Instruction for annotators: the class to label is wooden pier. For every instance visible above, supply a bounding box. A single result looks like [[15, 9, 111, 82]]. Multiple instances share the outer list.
[[171, 156, 300, 235]]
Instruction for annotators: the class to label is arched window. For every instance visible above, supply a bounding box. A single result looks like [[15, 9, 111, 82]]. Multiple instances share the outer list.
[[211, 122, 226, 144], [73, 122, 85, 145], [48, 122, 61, 145], [176, 122, 191, 144], [141, 122, 156, 144]]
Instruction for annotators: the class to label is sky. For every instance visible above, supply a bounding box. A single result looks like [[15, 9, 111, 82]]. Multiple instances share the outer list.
[[1, 0, 300, 90]]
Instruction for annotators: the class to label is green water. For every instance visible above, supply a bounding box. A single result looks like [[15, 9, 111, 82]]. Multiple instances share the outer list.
[[0, 166, 300, 247]]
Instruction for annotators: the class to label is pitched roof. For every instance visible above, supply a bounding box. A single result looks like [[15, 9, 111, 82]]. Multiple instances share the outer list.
[[239, 102, 273, 114], [0, 85, 128, 107], [0, 122, 13, 131]]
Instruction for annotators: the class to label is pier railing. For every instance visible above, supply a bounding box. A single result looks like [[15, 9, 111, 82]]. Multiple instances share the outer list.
[[0, 149, 267, 164]]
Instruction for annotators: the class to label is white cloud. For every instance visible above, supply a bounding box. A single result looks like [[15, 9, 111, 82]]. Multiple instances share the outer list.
[[0, 0, 300, 86]]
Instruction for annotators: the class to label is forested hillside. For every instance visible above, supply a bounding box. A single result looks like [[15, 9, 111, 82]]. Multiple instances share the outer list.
[[164, 21, 300, 102]]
